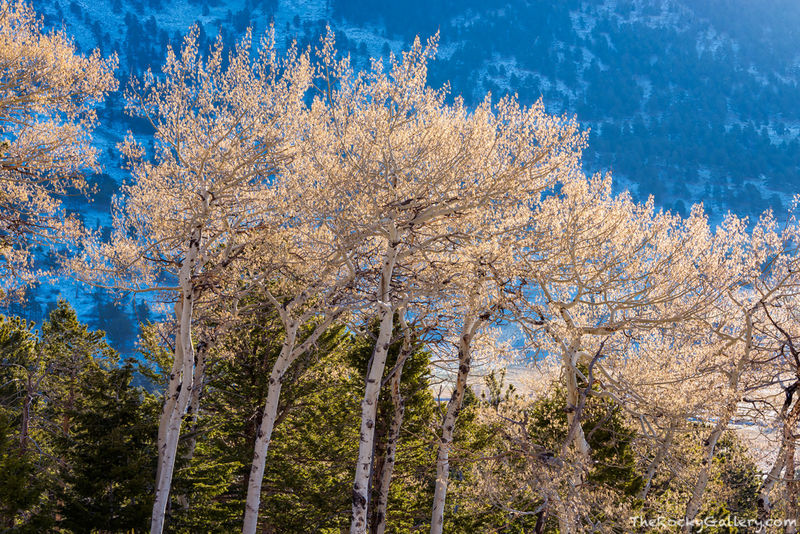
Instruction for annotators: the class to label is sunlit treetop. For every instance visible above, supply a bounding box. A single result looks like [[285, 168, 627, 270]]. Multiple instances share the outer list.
[[0, 0, 116, 298]]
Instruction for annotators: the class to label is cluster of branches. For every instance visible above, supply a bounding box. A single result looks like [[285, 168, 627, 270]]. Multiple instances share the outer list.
[[7, 1, 800, 532]]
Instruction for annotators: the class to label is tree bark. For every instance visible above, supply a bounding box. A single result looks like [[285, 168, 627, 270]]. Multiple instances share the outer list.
[[785, 400, 800, 534], [430, 312, 480, 534], [156, 300, 185, 488], [639, 421, 676, 500], [760, 383, 799, 531], [562, 340, 591, 460], [350, 244, 398, 534], [151, 238, 198, 534], [682, 408, 733, 533], [177, 339, 210, 510], [243, 310, 339, 534], [549, 488, 573, 534], [372, 333, 411, 534], [534, 508, 547, 534], [242, 325, 297, 534], [183, 339, 209, 462], [757, 443, 785, 532]]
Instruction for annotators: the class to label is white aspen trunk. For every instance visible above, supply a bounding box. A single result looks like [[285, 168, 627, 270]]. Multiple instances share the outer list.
[[639, 422, 676, 500], [785, 401, 800, 534], [682, 410, 732, 533], [242, 325, 297, 534], [563, 341, 590, 460], [683, 315, 750, 534], [183, 340, 209, 463], [242, 309, 340, 533], [760, 387, 795, 531], [373, 355, 407, 534], [550, 489, 573, 534], [555, 510, 572, 534], [350, 244, 398, 534], [177, 340, 209, 510], [757, 443, 785, 532], [430, 313, 479, 534], [151, 239, 198, 534], [156, 300, 185, 486]]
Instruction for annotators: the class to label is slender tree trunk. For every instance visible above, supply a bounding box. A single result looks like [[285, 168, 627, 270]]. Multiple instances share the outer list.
[[430, 312, 480, 534], [156, 300, 185, 487], [785, 400, 800, 534], [534, 508, 547, 534], [551, 491, 573, 534], [177, 340, 210, 510], [350, 244, 398, 534], [243, 310, 338, 534], [788, 441, 798, 534], [639, 422, 676, 500], [757, 442, 786, 532], [151, 239, 198, 534], [372, 347, 408, 534], [242, 326, 297, 534], [370, 435, 387, 529], [682, 408, 733, 533], [761, 383, 798, 531], [183, 340, 209, 462], [563, 341, 591, 460]]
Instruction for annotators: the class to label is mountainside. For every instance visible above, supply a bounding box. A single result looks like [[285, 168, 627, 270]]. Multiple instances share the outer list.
[[22, 0, 800, 351], [330, 0, 800, 217]]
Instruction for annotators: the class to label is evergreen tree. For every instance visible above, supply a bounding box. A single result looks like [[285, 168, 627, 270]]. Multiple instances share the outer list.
[[0, 315, 54, 532], [54, 360, 157, 532], [0, 302, 158, 532]]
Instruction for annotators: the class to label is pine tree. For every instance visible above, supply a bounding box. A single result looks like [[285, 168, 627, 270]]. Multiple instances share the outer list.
[[0, 301, 158, 532], [54, 359, 157, 532], [0, 315, 54, 532]]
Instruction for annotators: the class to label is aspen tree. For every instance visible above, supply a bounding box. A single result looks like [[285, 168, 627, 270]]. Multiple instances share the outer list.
[[504, 173, 754, 530], [0, 0, 116, 296], [301, 34, 583, 531], [677, 212, 800, 531], [296, 34, 582, 530], [751, 284, 800, 530], [370, 312, 418, 534], [516, 174, 727, 454], [355, 275, 444, 534], [69, 29, 312, 534], [241, 220, 357, 534], [661, 213, 788, 530], [679, 297, 759, 531], [429, 232, 522, 534], [608, 326, 725, 501], [712, 210, 800, 531]]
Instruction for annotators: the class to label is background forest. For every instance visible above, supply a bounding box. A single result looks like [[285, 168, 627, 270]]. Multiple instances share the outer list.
[[2, 1, 800, 533]]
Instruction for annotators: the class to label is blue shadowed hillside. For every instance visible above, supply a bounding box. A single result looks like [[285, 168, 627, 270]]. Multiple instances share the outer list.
[[24, 0, 800, 353]]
